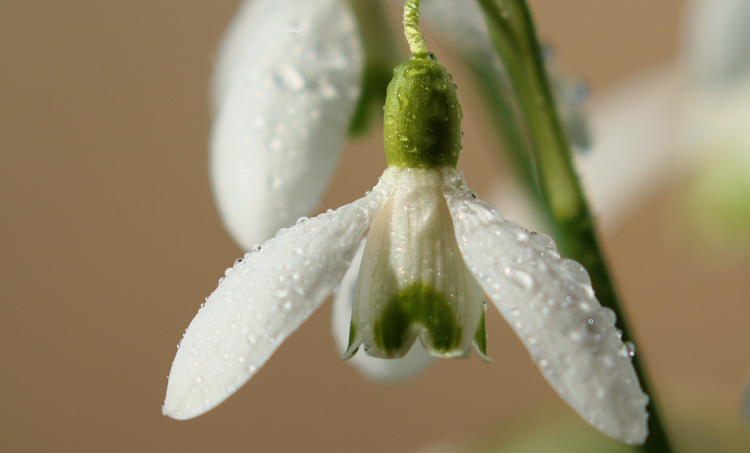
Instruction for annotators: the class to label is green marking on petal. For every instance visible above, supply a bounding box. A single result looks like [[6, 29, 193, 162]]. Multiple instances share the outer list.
[[474, 307, 487, 357], [373, 282, 463, 355], [347, 319, 358, 350]]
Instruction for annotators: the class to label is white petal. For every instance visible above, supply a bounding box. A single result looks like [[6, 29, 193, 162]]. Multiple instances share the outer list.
[[683, 0, 750, 86], [332, 240, 434, 382], [163, 174, 393, 420], [210, 0, 363, 251], [577, 64, 683, 230], [441, 168, 649, 445]]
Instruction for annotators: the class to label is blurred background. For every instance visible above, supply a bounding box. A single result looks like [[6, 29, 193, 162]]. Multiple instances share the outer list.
[[2, 0, 749, 452]]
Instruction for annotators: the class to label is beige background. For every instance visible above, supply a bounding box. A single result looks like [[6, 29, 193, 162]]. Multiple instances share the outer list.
[[3, 1, 749, 452]]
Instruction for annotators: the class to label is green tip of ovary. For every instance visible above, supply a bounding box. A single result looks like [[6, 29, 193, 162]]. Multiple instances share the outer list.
[[383, 55, 463, 169]]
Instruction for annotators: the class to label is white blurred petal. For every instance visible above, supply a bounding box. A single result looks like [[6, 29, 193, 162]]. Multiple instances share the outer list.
[[163, 174, 394, 420], [441, 168, 649, 445], [683, 0, 750, 86], [210, 0, 363, 251], [332, 240, 434, 382], [577, 64, 684, 230]]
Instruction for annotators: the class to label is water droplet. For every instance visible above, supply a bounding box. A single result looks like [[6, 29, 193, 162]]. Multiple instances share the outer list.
[[564, 258, 591, 286], [397, 87, 410, 109], [273, 63, 306, 91], [599, 307, 616, 325], [531, 232, 555, 249], [303, 49, 317, 62], [505, 268, 534, 289], [619, 341, 636, 358]]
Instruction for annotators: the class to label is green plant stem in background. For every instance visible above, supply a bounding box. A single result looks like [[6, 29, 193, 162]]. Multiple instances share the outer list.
[[475, 0, 675, 452], [465, 60, 561, 240], [347, 0, 403, 136]]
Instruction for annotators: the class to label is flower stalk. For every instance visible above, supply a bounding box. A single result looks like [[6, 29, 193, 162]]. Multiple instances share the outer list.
[[403, 0, 428, 56], [474, 0, 674, 451]]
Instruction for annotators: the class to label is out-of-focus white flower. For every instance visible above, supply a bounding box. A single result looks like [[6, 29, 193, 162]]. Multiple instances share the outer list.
[[165, 47, 649, 444], [575, 0, 750, 236], [210, 0, 363, 251]]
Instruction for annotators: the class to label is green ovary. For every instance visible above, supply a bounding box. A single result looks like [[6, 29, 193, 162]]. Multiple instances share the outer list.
[[383, 55, 463, 169], [373, 282, 462, 355]]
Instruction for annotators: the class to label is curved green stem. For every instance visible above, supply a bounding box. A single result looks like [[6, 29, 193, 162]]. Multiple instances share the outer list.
[[475, 1, 674, 451], [403, 0, 428, 56]]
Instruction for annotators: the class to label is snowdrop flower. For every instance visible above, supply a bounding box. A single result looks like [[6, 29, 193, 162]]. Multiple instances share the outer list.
[[165, 2, 648, 444], [571, 0, 750, 234], [211, 0, 594, 382]]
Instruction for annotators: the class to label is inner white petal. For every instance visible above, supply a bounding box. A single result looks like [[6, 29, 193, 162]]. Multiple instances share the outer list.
[[349, 168, 484, 359], [332, 240, 434, 382]]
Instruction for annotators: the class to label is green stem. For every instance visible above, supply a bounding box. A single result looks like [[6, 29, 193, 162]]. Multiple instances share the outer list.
[[465, 60, 562, 242], [403, 0, 428, 56], [475, 0, 674, 451]]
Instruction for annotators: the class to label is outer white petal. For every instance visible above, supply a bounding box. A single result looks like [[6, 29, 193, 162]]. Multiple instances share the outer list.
[[332, 240, 434, 382], [210, 0, 363, 251], [441, 168, 649, 445], [163, 173, 394, 420], [683, 0, 750, 86]]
